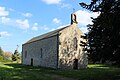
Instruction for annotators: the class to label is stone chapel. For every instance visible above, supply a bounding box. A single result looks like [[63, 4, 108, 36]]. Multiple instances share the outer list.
[[22, 13, 88, 69]]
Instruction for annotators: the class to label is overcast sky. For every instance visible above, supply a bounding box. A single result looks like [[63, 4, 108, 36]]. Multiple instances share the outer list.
[[0, 0, 99, 52]]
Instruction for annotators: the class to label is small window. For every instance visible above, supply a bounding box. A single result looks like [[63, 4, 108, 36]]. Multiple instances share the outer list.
[[25, 51, 27, 58], [40, 48, 43, 58], [73, 37, 78, 50]]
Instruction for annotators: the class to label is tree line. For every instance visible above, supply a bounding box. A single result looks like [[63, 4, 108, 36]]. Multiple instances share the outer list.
[[80, 0, 120, 65], [0, 47, 21, 62]]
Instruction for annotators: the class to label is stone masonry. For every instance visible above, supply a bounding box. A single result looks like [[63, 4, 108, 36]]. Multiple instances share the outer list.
[[58, 23, 88, 69], [22, 12, 88, 69], [22, 36, 58, 68]]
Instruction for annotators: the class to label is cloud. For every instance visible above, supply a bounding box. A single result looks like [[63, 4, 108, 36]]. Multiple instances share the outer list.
[[49, 24, 69, 31], [43, 27, 49, 30], [9, 8, 15, 12], [42, 0, 62, 4], [34, 23, 38, 26], [49, 28, 55, 31], [75, 10, 99, 26], [32, 26, 38, 31], [59, 3, 71, 9], [0, 6, 31, 30], [31, 23, 49, 31], [79, 26, 88, 33], [0, 17, 14, 26], [53, 18, 61, 24], [0, 31, 11, 37], [16, 19, 30, 29], [0, 17, 30, 30], [40, 25, 49, 30], [22, 13, 32, 17], [41, 0, 71, 9], [0, 6, 9, 16], [1, 17, 10, 24], [31, 23, 38, 31], [75, 10, 99, 33]]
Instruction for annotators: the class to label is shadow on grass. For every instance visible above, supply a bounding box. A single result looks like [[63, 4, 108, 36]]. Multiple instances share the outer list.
[[0, 63, 120, 80], [0, 63, 54, 80]]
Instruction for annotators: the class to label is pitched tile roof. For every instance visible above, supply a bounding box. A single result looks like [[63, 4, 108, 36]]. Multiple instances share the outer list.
[[24, 25, 69, 44]]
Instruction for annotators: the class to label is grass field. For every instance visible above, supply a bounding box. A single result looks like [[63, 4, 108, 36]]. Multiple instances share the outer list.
[[0, 62, 120, 80]]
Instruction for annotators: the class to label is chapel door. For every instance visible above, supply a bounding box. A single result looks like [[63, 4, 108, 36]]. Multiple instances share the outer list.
[[73, 59, 78, 69], [31, 58, 33, 66]]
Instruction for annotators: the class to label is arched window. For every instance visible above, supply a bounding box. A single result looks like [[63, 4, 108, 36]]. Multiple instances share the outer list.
[[73, 37, 78, 50]]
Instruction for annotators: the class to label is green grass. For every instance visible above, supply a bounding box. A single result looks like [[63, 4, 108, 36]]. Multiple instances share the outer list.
[[0, 62, 120, 80]]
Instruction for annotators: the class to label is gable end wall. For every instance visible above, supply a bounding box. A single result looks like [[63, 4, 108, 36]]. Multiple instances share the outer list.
[[58, 24, 88, 69]]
